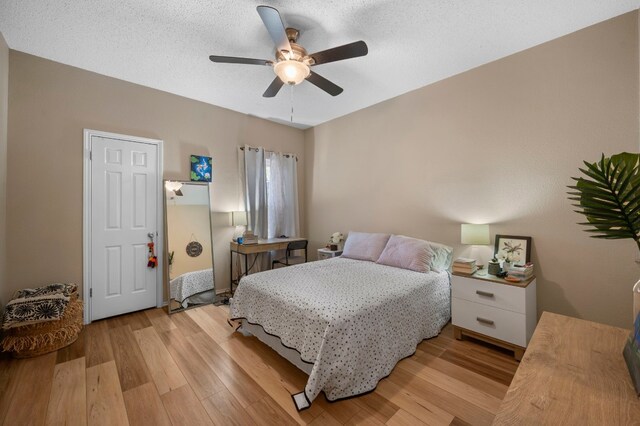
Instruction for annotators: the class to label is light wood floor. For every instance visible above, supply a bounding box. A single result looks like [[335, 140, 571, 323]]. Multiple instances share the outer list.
[[0, 304, 518, 425]]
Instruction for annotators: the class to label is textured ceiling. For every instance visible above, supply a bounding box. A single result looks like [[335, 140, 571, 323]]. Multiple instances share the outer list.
[[0, 1, 638, 129]]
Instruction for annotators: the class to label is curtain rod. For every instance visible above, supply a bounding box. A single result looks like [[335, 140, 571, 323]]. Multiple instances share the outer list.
[[239, 146, 298, 161]]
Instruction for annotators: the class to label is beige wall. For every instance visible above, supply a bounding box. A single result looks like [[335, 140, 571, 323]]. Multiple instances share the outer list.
[[305, 12, 640, 328], [6, 51, 305, 299], [0, 33, 8, 307]]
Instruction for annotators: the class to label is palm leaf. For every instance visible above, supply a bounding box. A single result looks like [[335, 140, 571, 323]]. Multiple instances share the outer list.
[[620, 182, 640, 205], [576, 210, 628, 220], [576, 200, 625, 211], [569, 195, 613, 206], [567, 152, 640, 254], [578, 167, 609, 185], [613, 164, 630, 193], [570, 177, 609, 191]]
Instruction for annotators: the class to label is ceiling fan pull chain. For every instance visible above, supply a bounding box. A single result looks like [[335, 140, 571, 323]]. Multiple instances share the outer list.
[[290, 84, 294, 123]]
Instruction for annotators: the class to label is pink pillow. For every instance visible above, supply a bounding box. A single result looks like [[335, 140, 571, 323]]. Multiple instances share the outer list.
[[376, 235, 434, 273], [341, 232, 391, 262]]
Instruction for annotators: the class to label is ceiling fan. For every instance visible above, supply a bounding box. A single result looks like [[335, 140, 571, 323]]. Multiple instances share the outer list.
[[209, 5, 368, 98]]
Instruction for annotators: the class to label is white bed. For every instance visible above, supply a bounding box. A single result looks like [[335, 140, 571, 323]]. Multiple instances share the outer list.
[[230, 256, 451, 409], [170, 268, 215, 308]]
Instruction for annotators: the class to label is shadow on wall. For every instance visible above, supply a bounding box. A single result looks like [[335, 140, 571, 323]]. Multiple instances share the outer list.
[[211, 211, 232, 228], [529, 243, 579, 320]]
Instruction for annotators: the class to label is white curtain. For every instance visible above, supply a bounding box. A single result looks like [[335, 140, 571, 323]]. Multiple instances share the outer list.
[[240, 147, 300, 273], [267, 152, 299, 238], [236, 147, 246, 212], [240, 146, 299, 240], [243, 146, 268, 238]]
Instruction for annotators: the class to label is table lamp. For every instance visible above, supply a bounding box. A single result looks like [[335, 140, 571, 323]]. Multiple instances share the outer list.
[[232, 211, 247, 242], [461, 224, 490, 246], [232, 211, 248, 227], [461, 224, 490, 274]]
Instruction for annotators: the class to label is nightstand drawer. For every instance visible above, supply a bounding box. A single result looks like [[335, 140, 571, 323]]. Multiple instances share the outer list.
[[317, 248, 342, 260], [318, 251, 333, 260], [452, 275, 525, 314], [452, 298, 527, 347]]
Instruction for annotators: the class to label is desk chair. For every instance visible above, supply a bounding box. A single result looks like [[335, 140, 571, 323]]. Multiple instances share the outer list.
[[272, 240, 308, 269]]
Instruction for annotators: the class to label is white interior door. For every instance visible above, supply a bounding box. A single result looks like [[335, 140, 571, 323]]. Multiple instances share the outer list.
[[89, 135, 159, 320]]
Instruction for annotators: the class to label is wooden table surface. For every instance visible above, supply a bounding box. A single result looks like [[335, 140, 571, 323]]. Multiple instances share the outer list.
[[229, 237, 306, 254], [493, 311, 640, 425], [451, 271, 536, 288]]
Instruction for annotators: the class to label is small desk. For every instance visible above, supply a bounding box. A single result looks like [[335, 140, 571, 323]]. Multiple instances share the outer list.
[[493, 311, 640, 425], [229, 238, 306, 293]]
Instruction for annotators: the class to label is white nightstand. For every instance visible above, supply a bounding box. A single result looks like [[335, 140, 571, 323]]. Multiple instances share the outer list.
[[451, 272, 537, 360], [317, 248, 343, 260]]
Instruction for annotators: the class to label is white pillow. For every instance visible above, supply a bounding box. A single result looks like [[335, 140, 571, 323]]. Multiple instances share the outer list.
[[426, 241, 453, 272], [376, 235, 434, 273], [341, 231, 390, 262]]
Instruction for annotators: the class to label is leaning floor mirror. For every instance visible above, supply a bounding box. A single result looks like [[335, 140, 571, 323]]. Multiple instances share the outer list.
[[164, 180, 216, 313]]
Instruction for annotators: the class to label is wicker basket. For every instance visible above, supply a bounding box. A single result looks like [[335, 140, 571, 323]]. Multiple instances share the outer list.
[[1, 299, 83, 358]]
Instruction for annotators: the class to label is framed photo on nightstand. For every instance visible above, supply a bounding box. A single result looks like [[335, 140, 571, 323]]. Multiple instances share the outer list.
[[494, 235, 532, 264]]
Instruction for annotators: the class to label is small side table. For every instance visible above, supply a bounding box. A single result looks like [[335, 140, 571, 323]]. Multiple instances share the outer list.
[[317, 248, 342, 260], [451, 271, 537, 360]]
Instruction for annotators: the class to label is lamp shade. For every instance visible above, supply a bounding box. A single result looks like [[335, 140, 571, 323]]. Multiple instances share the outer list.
[[461, 224, 490, 245], [232, 211, 248, 227]]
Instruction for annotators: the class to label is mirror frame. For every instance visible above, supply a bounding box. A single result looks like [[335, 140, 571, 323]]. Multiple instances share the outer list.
[[163, 180, 216, 314]]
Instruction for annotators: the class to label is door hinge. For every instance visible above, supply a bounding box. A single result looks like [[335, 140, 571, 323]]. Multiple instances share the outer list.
[[89, 288, 92, 298], [89, 151, 92, 160]]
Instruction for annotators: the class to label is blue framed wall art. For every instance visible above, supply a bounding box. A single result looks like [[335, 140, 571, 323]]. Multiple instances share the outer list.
[[190, 155, 212, 182]]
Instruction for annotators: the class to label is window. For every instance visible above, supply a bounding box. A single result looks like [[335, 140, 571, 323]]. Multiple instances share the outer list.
[[242, 147, 299, 238]]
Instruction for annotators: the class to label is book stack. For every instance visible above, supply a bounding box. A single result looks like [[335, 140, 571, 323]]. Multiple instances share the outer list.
[[241, 230, 258, 245], [507, 263, 534, 279], [452, 258, 477, 275]]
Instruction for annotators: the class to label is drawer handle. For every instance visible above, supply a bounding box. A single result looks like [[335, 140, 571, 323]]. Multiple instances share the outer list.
[[476, 290, 494, 298], [476, 317, 495, 325]]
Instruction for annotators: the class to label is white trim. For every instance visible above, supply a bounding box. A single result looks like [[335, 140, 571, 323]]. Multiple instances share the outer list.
[[83, 129, 164, 324]]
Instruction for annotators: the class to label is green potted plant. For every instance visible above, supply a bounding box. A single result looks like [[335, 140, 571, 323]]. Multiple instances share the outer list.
[[567, 152, 639, 295], [569, 152, 640, 246], [568, 152, 640, 394], [568, 153, 639, 249]]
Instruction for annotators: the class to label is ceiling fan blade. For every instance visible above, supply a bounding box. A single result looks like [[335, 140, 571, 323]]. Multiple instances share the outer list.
[[257, 6, 292, 54], [209, 55, 272, 66], [309, 40, 368, 66], [263, 77, 285, 98], [305, 71, 343, 96]]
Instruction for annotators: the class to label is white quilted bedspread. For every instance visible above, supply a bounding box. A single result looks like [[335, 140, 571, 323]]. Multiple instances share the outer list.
[[170, 268, 214, 307], [230, 257, 451, 404]]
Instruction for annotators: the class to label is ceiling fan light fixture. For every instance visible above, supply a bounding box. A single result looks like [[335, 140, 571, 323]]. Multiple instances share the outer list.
[[209, 6, 367, 98], [274, 60, 309, 85]]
